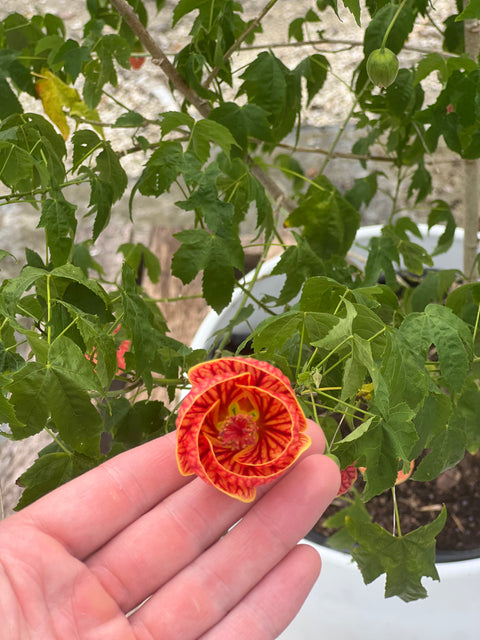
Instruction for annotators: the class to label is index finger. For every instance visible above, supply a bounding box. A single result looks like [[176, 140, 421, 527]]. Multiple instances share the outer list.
[[13, 430, 190, 558], [12, 420, 325, 559]]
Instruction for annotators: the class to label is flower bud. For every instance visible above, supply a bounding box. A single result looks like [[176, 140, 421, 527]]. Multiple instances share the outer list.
[[366, 47, 399, 88]]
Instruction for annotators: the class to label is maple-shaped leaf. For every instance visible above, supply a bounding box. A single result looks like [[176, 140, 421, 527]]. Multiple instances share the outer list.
[[346, 507, 447, 602], [35, 68, 100, 139]]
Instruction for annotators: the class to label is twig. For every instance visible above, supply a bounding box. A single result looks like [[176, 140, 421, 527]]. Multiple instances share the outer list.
[[108, 0, 297, 213], [109, 0, 211, 118], [203, 0, 280, 89]]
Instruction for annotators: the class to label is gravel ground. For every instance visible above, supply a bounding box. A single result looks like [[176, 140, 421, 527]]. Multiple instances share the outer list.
[[0, 0, 462, 515]]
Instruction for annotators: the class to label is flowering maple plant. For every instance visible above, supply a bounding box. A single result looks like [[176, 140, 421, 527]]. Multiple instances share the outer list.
[[176, 357, 310, 501], [1, 0, 480, 606]]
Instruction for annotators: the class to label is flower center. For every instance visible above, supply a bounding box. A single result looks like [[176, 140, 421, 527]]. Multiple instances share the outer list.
[[219, 413, 258, 451]]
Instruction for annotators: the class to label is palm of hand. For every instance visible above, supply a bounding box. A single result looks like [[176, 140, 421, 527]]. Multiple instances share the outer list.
[[0, 426, 339, 640]]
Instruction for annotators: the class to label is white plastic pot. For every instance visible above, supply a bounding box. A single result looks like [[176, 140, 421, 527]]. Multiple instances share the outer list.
[[190, 224, 480, 639]]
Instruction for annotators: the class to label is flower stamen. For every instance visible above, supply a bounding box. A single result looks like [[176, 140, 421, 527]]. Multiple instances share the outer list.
[[219, 413, 258, 451]]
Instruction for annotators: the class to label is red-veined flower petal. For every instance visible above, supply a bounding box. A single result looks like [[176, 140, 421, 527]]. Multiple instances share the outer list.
[[176, 357, 310, 501]]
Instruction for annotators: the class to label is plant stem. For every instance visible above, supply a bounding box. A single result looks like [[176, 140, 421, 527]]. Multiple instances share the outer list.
[[381, 0, 408, 50], [203, 0, 280, 88], [392, 486, 402, 537], [44, 425, 71, 455], [109, 0, 297, 214]]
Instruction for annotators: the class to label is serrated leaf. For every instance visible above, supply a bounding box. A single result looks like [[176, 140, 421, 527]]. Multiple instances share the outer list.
[[398, 304, 473, 393], [121, 263, 165, 390], [270, 234, 325, 304], [15, 451, 99, 510], [364, 4, 415, 55], [415, 52, 447, 85], [296, 53, 329, 105], [347, 507, 446, 601], [188, 118, 239, 164], [38, 193, 77, 266], [237, 51, 300, 141], [342, 0, 361, 25], [35, 69, 101, 140], [413, 426, 466, 481], [114, 111, 145, 127], [7, 362, 54, 438], [135, 141, 183, 197], [171, 228, 211, 284], [285, 174, 360, 258], [160, 111, 195, 136], [456, 0, 480, 21], [0, 79, 23, 118], [427, 200, 456, 256], [118, 242, 161, 283], [0, 392, 24, 429]]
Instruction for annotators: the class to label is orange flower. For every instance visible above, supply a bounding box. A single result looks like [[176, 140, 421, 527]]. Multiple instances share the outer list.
[[176, 357, 311, 502]]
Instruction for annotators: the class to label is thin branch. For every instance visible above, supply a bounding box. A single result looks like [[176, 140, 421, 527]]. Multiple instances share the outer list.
[[109, 0, 211, 118], [203, 0, 281, 89], [109, 0, 297, 212], [239, 37, 456, 59]]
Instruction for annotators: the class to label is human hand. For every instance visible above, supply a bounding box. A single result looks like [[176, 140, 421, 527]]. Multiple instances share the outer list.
[[0, 420, 339, 640]]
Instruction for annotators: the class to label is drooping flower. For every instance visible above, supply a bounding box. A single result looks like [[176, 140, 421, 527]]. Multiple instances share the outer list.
[[176, 357, 311, 502]]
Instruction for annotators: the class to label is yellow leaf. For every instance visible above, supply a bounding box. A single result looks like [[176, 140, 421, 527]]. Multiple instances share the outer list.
[[35, 69, 103, 140]]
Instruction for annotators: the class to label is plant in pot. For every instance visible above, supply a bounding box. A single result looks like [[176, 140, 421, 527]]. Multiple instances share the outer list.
[[1, 0, 480, 633]]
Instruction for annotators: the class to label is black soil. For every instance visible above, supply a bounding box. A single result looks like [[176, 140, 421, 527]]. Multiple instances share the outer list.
[[314, 451, 480, 553]]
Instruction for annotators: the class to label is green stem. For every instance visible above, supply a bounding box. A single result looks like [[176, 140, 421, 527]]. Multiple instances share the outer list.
[[381, 0, 409, 50], [392, 486, 402, 537], [44, 426, 71, 455], [473, 302, 480, 345], [314, 389, 374, 417], [46, 274, 52, 346]]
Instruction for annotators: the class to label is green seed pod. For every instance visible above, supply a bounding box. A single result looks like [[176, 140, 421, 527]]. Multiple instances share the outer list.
[[366, 47, 399, 88]]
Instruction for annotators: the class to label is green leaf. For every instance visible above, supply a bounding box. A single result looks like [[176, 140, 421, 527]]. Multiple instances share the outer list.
[[296, 53, 329, 105], [450, 380, 480, 452], [160, 111, 195, 136], [188, 118, 239, 164], [118, 242, 161, 283], [284, 174, 360, 258], [413, 426, 466, 481], [237, 51, 300, 141], [414, 52, 447, 85], [0, 79, 23, 118], [251, 310, 335, 358], [342, 0, 361, 26], [7, 362, 51, 438], [427, 200, 456, 256], [171, 228, 212, 284], [172, 0, 208, 26], [324, 491, 372, 550], [334, 404, 417, 500], [0, 393, 24, 429], [364, 4, 415, 55], [347, 507, 447, 601], [270, 234, 325, 304], [121, 263, 166, 390], [38, 193, 77, 266], [456, 0, 480, 21], [341, 334, 374, 402], [135, 141, 184, 197], [398, 304, 473, 393], [362, 233, 400, 288], [113, 111, 145, 127], [15, 451, 99, 510], [109, 399, 170, 447]]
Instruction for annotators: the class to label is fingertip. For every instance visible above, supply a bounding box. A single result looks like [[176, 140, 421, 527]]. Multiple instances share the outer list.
[[305, 418, 326, 455]]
